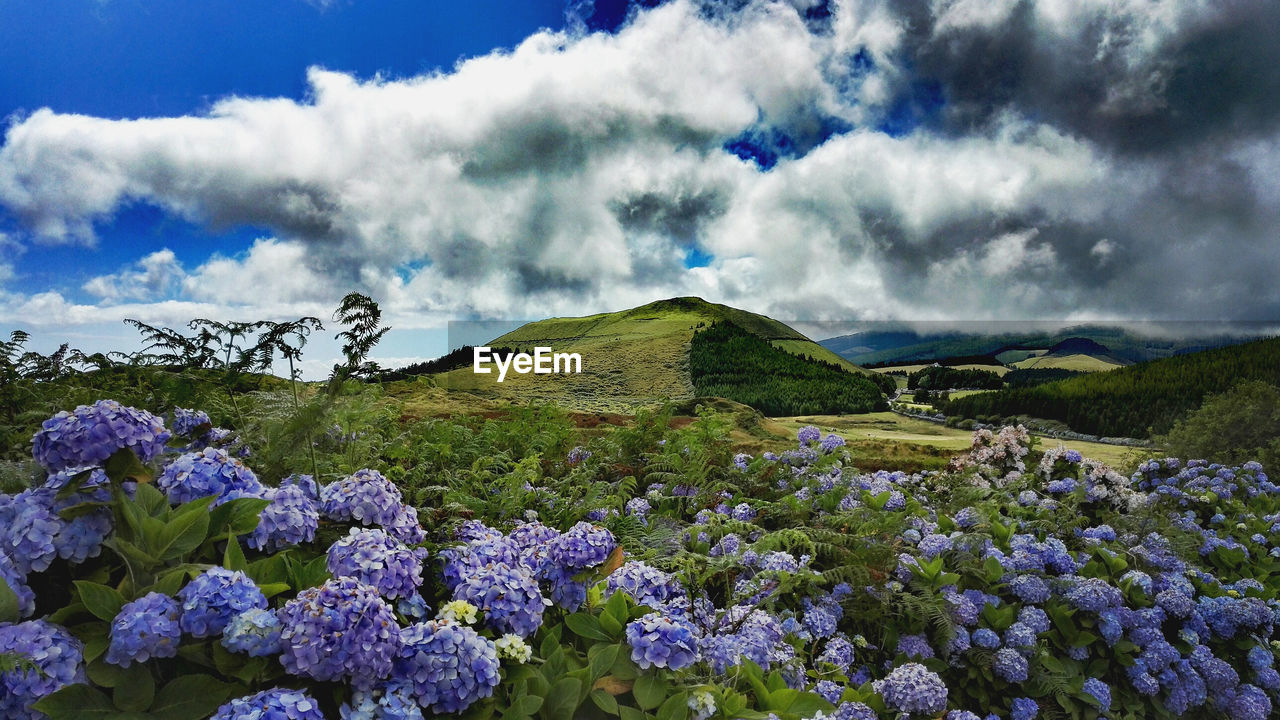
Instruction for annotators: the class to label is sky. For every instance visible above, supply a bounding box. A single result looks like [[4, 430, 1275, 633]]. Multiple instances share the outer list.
[[2, 0, 1279, 375]]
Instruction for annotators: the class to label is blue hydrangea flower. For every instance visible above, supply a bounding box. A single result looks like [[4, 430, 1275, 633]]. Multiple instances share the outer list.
[[626, 612, 700, 670], [817, 635, 856, 672], [277, 577, 399, 690], [821, 433, 846, 453], [0, 550, 35, 618], [1010, 696, 1038, 720], [280, 473, 321, 501], [994, 647, 1029, 683], [604, 561, 686, 612], [168, 408, 212, 440], [0, 490, 60, 575], [341, 682, 424, 720], [32, 400, 170, 473], [327, 527, 427, 600], [548, 522, 616, 569], [320, 468, 404, 527], [1082, 677, 1110, 711], [396, 620, 501, 713], [454, 561, 548, 637], [247, 484, 319, 551], [0, 620, 86, 720], [177, 567, 267, 638], [106, 592, 182, 667], [972, 628, 1000, 649], [813, 679, 843, 704], [211, 689, 325, 720], [897, 634, 934, 659], [1228, 684, 1272, 720], [157, 448, 264, 506], [873, 662, 948, 715], [798, 426, 821, 445], [1010, 574, 1050, 604], [221, 608, 282, 657], [1064, 577, 1123, 612]]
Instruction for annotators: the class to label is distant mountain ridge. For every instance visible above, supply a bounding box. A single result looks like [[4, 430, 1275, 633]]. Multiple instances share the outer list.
[[820, 325, 1263, 366]]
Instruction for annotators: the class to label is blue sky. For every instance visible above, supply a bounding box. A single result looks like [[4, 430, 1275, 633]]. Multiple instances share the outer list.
[[2, 0, 1278, 376]]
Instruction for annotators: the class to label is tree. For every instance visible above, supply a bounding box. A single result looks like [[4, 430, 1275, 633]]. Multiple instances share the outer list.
[[254, 317, 325, 476], [330, 293, 389, 388], [1158, 380, 1280, 468]]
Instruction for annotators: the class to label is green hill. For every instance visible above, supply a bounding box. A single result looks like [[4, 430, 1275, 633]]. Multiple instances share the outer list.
[[435, 297, 879, 414], [943, 337, 1280, 437]]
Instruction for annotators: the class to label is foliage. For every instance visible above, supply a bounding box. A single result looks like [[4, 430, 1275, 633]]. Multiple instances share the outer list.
[[1157, 380, 1280, 468], [690, 322, 887, 416], [946, 337, 1280, 437], [906, 366, 1004, 391], [1003, 368, 1086, 388]]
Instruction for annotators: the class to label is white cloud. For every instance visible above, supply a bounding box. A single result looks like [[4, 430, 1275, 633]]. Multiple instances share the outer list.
[[0, 0, 1277, 334]]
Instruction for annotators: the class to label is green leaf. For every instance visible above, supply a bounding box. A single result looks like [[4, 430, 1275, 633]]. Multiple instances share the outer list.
[[604, 592, 630, 629], [57, 501, 112, 521], [656, 692, 688, 720], [75, 582, 127, 622], [104, 448, 152, 486], [590, 689, 620, 715], [784, 692, 835, 717], [632, 674, 667, 711], [245, 553, 289, 586], [154, 510, 210, 562], [207, 497, 269, 538], [539, 677, 582, 720], [224, 537, 247, 572], [86, 659, 129, 688], [619, 707, 649, 720], [503, 695, 544, 720], [31, 683, 117, 719], [111, 663, 155, 712], [133, 484, 169, 517], [599, 609, 624, 639], [589, 643, 622, 680], [566, 613, 610, 641], [149, 675, 236, 720], [0, 575, 20, 622]]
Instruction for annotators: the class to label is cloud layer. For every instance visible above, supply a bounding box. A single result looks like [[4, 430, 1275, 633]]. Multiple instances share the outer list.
[[4, 0, 1280, 336]]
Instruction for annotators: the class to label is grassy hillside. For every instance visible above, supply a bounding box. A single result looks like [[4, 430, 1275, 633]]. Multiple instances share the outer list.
[[945, 337, 1280, 437], [1010, 353, 1124, 372], [437, 297, 871, 413]]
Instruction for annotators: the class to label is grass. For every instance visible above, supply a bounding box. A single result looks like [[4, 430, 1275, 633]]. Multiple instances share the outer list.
[[870, 363, 1011, 376], [435, 297, 868, 413], [1011, 353, 1123, 372]]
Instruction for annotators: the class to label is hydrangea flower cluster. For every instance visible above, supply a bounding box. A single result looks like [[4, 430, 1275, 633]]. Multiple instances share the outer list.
[[176, 567, 267, 637], [327, 527, 427, 600], [277, 577, 400, 689], [604, 561, 687, 612], [453, 562, 548, 636], [105, 592, 182, 667], [340, 682, 423, 720], [168, 407, 212, 440], [625, 612, 700, 670], [32, 399, 170, 472], [0, 620, 86, 720], [211, 689, 325, 720], [873, 663, 948, 715], [548, 522, 616, 569], [321, 469, 425, 543], [396, 620, 501, 713], [221, 608, 283, 657], [249, 484, 319, 551], [157, 447, 264, 505]]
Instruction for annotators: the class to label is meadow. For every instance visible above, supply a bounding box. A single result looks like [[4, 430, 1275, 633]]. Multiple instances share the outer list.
[[0, 300, 1275, 720]]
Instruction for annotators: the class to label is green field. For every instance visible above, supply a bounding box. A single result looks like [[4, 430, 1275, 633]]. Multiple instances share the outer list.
[[1011, 353, 1124, 371]]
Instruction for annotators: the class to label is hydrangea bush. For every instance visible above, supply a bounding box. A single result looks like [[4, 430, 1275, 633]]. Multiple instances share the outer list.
[[3, 400, 1280, 720]]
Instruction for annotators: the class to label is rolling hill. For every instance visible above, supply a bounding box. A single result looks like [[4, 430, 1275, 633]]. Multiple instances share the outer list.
[[429, 297, 884, 414], [821, 325, 1263, 366], [943, 337, 1280, 438]]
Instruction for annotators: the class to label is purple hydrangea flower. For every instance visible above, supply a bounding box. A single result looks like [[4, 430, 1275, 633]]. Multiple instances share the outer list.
[[798, 426, 822, 445], [548, 522, 616, 569], [32, 400, 170, 473], [221, 608, 282, 657], [813, 679, 843, 704], [604, 561, 686, 612], [177, 567, 267, 637], [157, 448, 264, 506], [873, 663, 948, 715], [320, 468, 403, 527], [341, 681, 424, 720], [0, 620, 86, 720], [211, 689, 325, 720], [994, 647, 1029, 683], [1082, 677, 1110, 711], [818, 635, 856, 672], [106, 592, 181, 667], [821, 434, 846, 453], [168, 408, 212, 440], [279, 473, 321, 501], [1010, 697, 1038, 720], [453, 562, 548, 637], [0, 490, 60, 575], [567, 446, 592, 464], [327, 527, 427, 601], [897, 634, 935, 659], [396, 621, 500, 713], [277, 578, 399, 690], [0, 550, 35, 618], [248, 484, 319, 551], [626, 612, 700, 670]]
